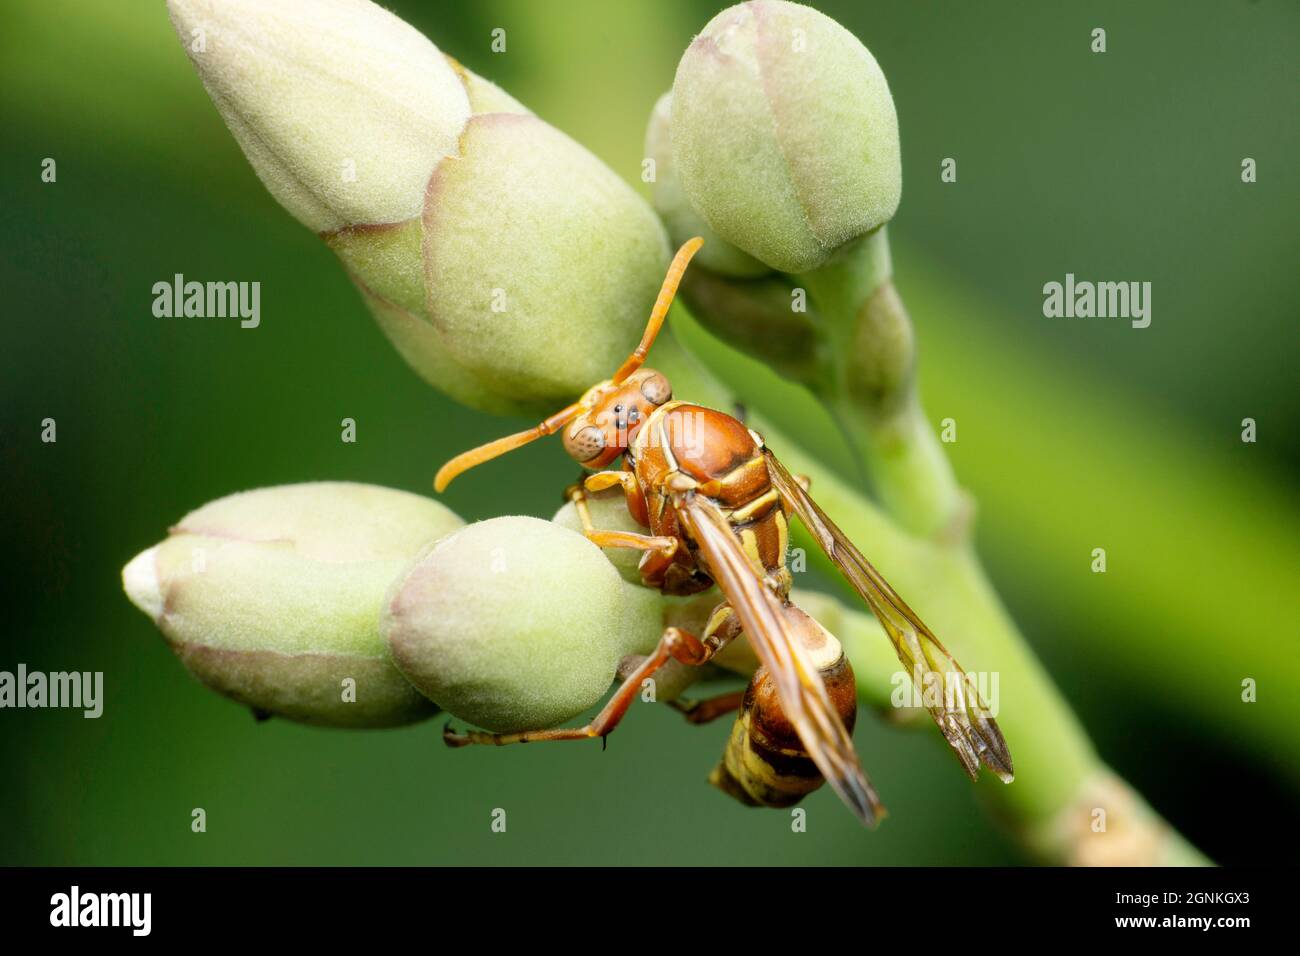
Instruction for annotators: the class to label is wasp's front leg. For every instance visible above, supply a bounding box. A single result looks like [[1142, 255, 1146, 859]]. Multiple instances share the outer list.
[[584, 529, 679, 555], [566, 479, 677, 574], [443, 626, 724, 748], [566, 471, 646, 531]]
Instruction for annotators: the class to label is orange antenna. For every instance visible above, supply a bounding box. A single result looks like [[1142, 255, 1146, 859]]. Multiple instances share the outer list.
[[434, 401, 584, 492], [611, 236, 703, 384]]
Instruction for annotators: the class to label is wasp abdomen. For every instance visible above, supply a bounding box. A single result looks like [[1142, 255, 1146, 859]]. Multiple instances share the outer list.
[[709, 606, 858, 810]]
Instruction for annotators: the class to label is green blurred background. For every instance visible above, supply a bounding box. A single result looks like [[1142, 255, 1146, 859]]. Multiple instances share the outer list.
[[1, 0, 1296, 865]]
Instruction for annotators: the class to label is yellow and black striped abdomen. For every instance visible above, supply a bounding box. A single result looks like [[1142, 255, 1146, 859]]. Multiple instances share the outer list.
[[709, 604, 858, 810]]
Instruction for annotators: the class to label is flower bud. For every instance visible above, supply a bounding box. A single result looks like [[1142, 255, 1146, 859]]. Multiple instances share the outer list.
[[414, 112, 667, 410], [170, 0, 669, 415], [671, 0, 902, 273], [122, 482, 463, 727], [644, 93, 767, 279], [383, 516, 663, 732], [551, 488, 646, 585], [167, 0, 471, 233]]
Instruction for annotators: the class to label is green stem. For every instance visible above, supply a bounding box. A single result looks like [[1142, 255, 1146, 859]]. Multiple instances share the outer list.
[[797, 229, 964, 538], [652, 327, 1209, 866], [830, 393, 965, 540]]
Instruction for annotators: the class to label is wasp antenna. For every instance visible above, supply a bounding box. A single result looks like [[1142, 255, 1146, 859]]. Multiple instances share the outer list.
[[611, 237, 704, 385], [434, 401, 585, 492]]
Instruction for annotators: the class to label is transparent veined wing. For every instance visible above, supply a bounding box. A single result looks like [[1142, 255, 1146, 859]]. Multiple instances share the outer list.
[[764, 449, 1014, 782]]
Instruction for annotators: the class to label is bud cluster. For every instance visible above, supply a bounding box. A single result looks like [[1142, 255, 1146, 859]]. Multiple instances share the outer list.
[[169, 0, 668, 415]]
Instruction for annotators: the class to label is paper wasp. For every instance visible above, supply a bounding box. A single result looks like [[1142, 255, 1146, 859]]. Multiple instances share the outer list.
[[435, 238, 1013, 825]]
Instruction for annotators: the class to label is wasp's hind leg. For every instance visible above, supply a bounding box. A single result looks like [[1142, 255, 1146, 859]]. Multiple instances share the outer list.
[[443, 626, 726, 748], [617, 606, 745, 725], [609, 654, 742, 725], [663, 603, 746, 723], [667, 691, 745, 725]]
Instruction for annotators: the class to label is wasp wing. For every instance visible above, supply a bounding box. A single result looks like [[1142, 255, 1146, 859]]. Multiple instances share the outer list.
[[764, 449, 1014, 782], [674, 491, 884, 826]]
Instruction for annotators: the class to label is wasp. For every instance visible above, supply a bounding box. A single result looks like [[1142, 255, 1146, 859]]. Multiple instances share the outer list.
[[435, 238, 1013, 825]]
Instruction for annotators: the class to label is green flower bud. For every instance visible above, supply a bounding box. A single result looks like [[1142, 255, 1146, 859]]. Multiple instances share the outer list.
[[551, 497, 730, 703], [170, 0, 669, 415], [122, 482, 462, 727], [551, 488, 646, 585], [383, 517, 662, 732], [415, 112, 667, 409], [645, 93, 767, 279], [671, 0, 902, 273], [167, 0, 472, 233], [647, 89, 824, 386]]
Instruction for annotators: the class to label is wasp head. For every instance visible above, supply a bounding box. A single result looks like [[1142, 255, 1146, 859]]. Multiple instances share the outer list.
[[562, 368, 672, 468]]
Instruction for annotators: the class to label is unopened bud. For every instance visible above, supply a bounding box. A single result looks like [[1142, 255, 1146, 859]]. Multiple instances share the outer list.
[[168, 0, 470, 233], [122, 482, 462, 727], [645, 92, 767, 279], [170, 0, 670, 414], [671, 0, 902, 273], [383, 517, 662, 732]]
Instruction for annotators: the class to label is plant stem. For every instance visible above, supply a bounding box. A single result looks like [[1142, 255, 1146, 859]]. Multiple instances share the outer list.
[[797, 229, 964, 539]]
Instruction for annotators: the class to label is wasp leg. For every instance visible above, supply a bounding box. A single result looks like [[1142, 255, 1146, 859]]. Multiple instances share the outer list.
[[616, 647, 745, 725], [443, 626, 725, 748], [567, 481, 598, 533], [566, 472, 643, 535], [668, 602, 746, 722], [667, 691, 746, 725], [583, 470, 639, 495], [584, 529, 679, 555], [567, 482, 679, 587], [664, 602, 746, 725]]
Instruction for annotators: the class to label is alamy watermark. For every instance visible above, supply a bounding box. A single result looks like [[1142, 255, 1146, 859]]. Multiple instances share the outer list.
[[0, 664, 103, 718], [593, 407, 709, 457], [152, 273, 260, 328], [1042, 274, 1151, 329], [890, 668, 1000, 718], [50, 886, 150, 936]]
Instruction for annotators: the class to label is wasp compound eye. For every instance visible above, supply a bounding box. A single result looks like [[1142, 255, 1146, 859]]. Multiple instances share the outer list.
[[563, 424, 607, 462], [639, 372, 671, 406]]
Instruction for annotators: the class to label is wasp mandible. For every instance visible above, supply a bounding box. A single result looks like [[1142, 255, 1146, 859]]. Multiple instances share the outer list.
[[435, 238, 1013, 825]]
